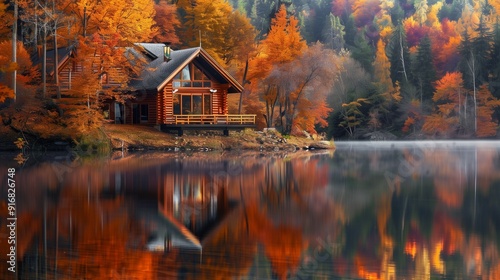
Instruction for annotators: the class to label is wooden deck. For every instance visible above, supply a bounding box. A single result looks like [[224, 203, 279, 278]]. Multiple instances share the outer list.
[[162, 114, 256, 136]]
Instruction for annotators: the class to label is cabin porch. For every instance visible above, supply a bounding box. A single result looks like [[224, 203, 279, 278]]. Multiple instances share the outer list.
[[161, 114, 256, 136]]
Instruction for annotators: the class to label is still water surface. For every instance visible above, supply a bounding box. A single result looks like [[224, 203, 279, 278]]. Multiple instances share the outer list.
[[1, 141, 500, 279]]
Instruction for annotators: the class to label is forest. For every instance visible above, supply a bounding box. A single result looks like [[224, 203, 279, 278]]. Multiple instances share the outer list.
[[1, 0, 500, 141]]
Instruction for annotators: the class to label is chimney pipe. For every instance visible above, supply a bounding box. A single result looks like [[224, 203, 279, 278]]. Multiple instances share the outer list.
[[163, 42, 171, 62]]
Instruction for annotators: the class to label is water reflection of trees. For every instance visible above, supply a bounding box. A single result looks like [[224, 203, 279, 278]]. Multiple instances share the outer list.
[[4, 145, 500, 279]]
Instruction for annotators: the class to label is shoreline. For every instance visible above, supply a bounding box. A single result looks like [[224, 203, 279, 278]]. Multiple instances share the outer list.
[[0, 124, 335, 153]]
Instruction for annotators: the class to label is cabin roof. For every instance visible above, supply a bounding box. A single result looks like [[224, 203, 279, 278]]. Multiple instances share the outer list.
[[129, 43, 243, 93], [31, 45, 75, 76]]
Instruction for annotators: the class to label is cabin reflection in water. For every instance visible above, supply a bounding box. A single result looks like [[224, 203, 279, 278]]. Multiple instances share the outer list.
[[108, 165, 234, 253]]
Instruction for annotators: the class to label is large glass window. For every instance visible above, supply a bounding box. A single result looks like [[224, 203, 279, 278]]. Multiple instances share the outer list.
[[174, 94, 211, 115], [173, 63, 212, 88]]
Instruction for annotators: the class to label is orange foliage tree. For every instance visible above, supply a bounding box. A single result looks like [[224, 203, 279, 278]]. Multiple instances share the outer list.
[[422, 72, 464, 137], [55, 0, 155, 136], [246, 4, 307, 130], [351, 0, 381, 27], [476, 85, 500, 137], [0, 1, 12, 40], [152, 0, 181, 46], [0, 41, 36, 102]]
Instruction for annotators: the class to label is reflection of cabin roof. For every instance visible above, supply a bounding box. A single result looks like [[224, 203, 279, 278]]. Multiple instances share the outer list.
[[135, 199, 237, 251], [137, 200, 202, 251], [128, 43, 243, 93]]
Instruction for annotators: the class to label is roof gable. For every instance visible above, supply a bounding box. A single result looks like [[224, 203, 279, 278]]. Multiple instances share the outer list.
[[130, 44, 243, 93]]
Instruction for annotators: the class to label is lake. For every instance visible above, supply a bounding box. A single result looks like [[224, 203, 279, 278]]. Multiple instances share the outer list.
[[1, 141, 500, 279]]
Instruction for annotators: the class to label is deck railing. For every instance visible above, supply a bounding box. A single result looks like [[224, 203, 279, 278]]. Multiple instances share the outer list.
[[168, 114, 256, 125]]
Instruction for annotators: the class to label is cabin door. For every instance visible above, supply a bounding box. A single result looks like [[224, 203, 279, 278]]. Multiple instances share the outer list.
[[132, 104, 140, 124]]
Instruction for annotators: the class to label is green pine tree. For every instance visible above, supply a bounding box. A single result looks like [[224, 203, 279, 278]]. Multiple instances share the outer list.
[[321, 13, 345, 51], [351, 31, 374, 74], [413, 35, 436, 103], [489, 20, 500, 97], [388, 23, 411, 86]]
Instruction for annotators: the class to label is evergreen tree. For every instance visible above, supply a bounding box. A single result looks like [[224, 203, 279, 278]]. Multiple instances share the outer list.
[[437, 2, 463, 22], [350, 31, 374, 74], [343, 15, 357, 48], [388, 23, 411, 86], [458, 30, 474, 90], [321, 13, 345, 51], [302, 0, 331, 43], [413, 35, 436, 103], [471, 15, 491, 87], [390, 1, 404, 25], [489, 20, 500, 97]]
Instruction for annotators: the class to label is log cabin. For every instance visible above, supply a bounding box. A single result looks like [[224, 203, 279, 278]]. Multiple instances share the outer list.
[[38, 43, 255, 136]]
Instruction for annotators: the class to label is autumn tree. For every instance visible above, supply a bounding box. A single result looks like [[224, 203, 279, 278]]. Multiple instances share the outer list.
[[55, 0, 156, 136], [19, 0, 79, 98], [178, 0, 256, 68], [351, 0, 381, 27], [246, 4, 306, 129], [275, 43, 337, 135], [373, 39, 393, 93], [422, 72, 464, 137], [152, 0, 181, 46], [476, 85, 500, 137], [0, 2, 12, 40], [0, 41, 36, 102]]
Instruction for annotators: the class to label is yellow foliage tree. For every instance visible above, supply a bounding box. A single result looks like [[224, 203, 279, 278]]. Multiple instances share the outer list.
[[179, 0, 256, 68]]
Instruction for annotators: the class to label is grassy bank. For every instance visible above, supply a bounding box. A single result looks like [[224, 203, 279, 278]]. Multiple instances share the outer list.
[[102, 124, 335, 152]]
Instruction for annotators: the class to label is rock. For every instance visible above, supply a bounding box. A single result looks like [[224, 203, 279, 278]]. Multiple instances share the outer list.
[[309, 141, 334, 149], [362, 131, 397, 141]]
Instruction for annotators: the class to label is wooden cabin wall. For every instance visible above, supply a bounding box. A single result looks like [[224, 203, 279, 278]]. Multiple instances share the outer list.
[[122, 92, 157, 125], [59, 61, 83, 94], [163, 85, 173, 124]]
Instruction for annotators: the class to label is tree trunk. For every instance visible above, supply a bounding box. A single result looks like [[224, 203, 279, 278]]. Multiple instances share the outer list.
[[42, 25, 47, 98], [53, 2, 61, 99], [238, 58, 249, 114], [12, 0, 18, 101], [54, 25, 60, 99], [399, 30, 408, 82]]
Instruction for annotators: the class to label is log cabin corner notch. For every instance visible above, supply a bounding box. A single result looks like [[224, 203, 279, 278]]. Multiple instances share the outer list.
[[123, 43, 255, 135]]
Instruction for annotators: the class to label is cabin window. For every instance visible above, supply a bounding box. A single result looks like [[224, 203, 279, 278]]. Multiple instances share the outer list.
[[173, 63, 212, 88], [173, 94, 181, 114], [140, 104, 149, 122], [174, 93, 211, 115]]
